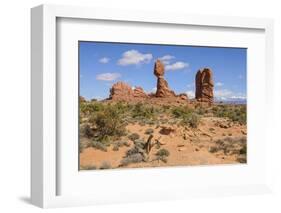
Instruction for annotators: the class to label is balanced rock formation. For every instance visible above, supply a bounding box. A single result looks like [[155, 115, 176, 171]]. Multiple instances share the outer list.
[[109, 82, 148, 101], [195, 68, 214, 103], [154, 60, 176, 98]]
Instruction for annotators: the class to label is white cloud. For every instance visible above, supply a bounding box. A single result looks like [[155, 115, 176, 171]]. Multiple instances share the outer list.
[[186, 90, 195, 99], [215, 82, 224, 87], [96, 72, 121, 81], [99, 57, 110, 63], [166, 61, 189, 71], [159, 55, 175, 61], [151, 87, 157, 93], [215, 89, 246, 101], [118, 50, 152, 66], [159, 55, 175, 64]]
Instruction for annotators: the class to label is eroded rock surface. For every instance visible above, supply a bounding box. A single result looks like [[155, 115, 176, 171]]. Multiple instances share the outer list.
[[195, 68, 214, 103], [110, 82, 148, 101], [154, 60, 177, 98]]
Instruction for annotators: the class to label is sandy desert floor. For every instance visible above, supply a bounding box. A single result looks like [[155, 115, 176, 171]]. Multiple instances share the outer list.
[[79, 103, 247, 170]]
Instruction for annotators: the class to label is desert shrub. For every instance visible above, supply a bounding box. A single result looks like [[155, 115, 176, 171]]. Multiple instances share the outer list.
[[156, 148, 170, 157], [90, 105, 126, 141], [90, 141, 107, 152], [120, 153, 143, 166], [195, 106, 206, 115], [171, 106, 193, 118], [209, 136, 247, 156], [99, 161, 111, 169], [132, 103, 156, 120], [80, 101, 104, 115], [155, 148, 170, 163], [128, 133, 140, 141], [112, 141, 130, 151], [145, 128, 154, 135], [181, 113, 200, 128], [79, 142, 86, 153], [80, 124, 94, 138], [209, 146, 219, 153], [134, 139, 146, 149], [171, 106, 200, 128], [212, 105, 246, 124]]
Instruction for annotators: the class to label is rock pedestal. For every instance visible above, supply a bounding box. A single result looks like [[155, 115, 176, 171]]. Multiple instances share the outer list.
[[154, 59, 176, 98], [195, 68, 214, 103]]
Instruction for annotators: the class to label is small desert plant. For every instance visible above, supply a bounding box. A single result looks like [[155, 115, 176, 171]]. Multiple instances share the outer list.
[[209, 136, 247, 156], [99, 161, 111, 169], [80, 101, 104, 115], [181, 113, 200, 128], [156, 148, 170, 157], [155, 148, 170, 163], [120, 153, 143, 166], [145, 128, 154, 135], [89, 105, 126, 142], [79, 142, 86, 153], [212, 105, 246, 124], [80, 124, 94, 138], [90, 141, 107, 152], [128, 133, 140, 141], [132, 103, 156, 120]]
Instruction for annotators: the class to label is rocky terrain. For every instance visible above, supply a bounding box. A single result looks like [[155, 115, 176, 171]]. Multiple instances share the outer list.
[[79, 60, 247, 170]]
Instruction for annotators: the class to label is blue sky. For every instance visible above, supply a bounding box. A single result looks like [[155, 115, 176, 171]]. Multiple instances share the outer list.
[[79, 41, 247, 102]]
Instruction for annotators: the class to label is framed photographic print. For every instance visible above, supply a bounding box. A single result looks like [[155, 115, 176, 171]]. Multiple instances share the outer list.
[[31, 4, 274, 208]]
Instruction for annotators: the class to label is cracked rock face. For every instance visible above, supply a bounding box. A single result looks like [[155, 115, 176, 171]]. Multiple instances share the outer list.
[[195, 68, 214, 103]]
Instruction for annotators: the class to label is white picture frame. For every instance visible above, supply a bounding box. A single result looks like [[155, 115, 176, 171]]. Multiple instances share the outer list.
[[31, 4, 274, 208]]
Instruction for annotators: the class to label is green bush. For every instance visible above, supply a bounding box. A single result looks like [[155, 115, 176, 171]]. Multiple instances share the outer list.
[[156, 148, 170, 157], [145, 128, 154, 135], [128, 133, 140, 141], [155, 148, 170, 163], [90, 105, 126, 141], [212, 105, 246, 124], [80, 102, 104, 115], [120, 153, 143, 166], [90, 141, 107, 152], [132, 103, 156, 120]]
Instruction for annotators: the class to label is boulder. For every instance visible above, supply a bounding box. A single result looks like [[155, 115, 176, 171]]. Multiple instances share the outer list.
[[154, 59, 165, 77]]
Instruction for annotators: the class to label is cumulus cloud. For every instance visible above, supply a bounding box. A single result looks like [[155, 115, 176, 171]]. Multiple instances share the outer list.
[[99, 57, 110, 63], [215, 89, 246, 101], [151, 87, 157, 93], [118, 50, 152, 66], [96, 72, 121, 81], [166, 61, 189, 71], [215, 82, 224, 87], [159, 55, 175, 64]]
